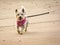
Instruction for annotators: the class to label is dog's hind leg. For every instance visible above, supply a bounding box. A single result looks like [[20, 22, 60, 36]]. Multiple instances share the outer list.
[[25, 22, 28, 32]]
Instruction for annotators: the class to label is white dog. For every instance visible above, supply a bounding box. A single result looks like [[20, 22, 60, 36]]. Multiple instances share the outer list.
[[15, 6, 28, 35]]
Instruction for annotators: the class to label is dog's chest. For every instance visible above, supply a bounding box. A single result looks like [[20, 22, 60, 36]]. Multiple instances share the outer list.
[[17, 18, 26, 26]]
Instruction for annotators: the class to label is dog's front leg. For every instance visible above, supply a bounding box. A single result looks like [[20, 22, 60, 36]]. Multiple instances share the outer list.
[[20, 25, 24, 35], [17, 26, 20, 34]]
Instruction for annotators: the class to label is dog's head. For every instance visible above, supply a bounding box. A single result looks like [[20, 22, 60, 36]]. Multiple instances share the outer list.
[[15, 8, 25, 20]]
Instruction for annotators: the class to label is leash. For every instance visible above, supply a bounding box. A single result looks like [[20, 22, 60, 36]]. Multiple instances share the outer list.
[[27, 12, 49, 18]]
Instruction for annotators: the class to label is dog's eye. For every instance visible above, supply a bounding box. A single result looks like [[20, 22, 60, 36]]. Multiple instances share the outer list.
[[21, 13, 23, 15], [17, 14, 19, 16]]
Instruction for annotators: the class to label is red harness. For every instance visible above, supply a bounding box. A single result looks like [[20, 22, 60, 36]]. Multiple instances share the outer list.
[[17, 18, 26, 26]]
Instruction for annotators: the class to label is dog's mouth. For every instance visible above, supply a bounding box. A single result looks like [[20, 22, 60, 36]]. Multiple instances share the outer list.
[[19, 16, 23, 20]]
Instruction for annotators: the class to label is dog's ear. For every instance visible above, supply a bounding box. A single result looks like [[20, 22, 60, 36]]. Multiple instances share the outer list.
[[15, 9, 18, 13]]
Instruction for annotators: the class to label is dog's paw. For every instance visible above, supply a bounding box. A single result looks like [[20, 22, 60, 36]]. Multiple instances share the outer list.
[[17, 30, 20, 34], [25, 30, 27, 32], [20, 33, 23, 35]]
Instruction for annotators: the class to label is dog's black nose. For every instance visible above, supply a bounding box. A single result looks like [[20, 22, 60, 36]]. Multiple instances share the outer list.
[[19, 16, 22, 20]]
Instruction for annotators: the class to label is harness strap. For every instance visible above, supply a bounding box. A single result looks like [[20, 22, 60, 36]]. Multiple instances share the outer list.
[[17, 18, 26, 26]]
